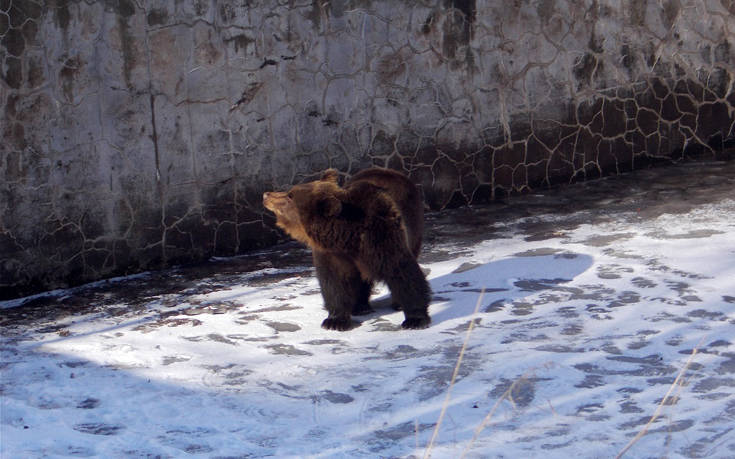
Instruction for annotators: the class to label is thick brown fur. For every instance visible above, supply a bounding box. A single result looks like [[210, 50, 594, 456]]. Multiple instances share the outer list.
[[263, 168, 430, 331]]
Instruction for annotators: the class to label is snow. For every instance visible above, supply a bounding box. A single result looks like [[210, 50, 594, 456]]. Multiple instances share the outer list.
[[2, 192, 735, 458]]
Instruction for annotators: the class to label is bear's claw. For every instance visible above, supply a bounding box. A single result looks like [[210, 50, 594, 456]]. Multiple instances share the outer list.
[[401, 317, 431, 329], [321, 317, 354, 331]]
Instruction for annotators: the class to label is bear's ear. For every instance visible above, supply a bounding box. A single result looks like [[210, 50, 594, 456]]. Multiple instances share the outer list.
[[320, 169, 339, 183], [318, 195, 342, 217]]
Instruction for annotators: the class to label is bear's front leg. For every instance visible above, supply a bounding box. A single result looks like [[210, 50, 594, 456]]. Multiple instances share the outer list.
[[313, 251, 363, 331]]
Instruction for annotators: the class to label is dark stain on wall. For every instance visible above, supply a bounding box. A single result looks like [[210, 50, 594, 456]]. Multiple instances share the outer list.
[[421, 0, 476, 69], [573, 53, 601, 89], [2, 27, 24, 56], [2, 0, 41, 88], [715, 39, 731, 63], [52, 0, 71, 30], [147, 8, 169, 27], [628, 1, 647, 27], [1, 57, 22, 88], [226, 34, 256, 55], [59, 54, 83, 102], [620, 44, 636, 72], [307, 0, 326, 30], [108, 0, 137, 88], [661, 0, 681, 30]]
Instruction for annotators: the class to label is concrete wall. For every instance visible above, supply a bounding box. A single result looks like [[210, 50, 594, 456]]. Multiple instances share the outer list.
[[2, 0, 734, 299]]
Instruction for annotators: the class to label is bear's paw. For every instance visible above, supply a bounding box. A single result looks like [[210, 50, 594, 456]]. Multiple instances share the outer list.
[[321, 317, 355, 331], [401, 316, 431, 329]]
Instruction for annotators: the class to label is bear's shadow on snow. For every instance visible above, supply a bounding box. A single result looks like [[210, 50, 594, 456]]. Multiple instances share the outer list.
[[366, 253, 594, 327]]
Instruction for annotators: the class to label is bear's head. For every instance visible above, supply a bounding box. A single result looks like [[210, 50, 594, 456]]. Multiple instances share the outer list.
[[263, 169, 345, 246]]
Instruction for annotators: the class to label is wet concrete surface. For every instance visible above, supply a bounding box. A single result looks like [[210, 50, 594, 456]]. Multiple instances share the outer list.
[[1, 160, 732, 326], [1, 160, 735, 458], [4, 160, 734, 328]]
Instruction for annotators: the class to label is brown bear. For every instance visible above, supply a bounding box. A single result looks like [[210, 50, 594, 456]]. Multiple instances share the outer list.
[[263, 168, 431, 331]]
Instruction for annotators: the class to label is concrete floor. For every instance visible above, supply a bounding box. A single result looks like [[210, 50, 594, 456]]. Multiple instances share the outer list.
[[2, 160, 734, 458]]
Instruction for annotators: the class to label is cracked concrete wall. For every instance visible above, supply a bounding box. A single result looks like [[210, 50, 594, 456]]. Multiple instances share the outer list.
[[1, 0, 734, 299]]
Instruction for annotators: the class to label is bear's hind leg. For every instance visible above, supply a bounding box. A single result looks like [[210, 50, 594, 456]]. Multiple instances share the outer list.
[[385, 257, 431, 329], [352, 280, 374, 316], [313, 251, 363, 331]]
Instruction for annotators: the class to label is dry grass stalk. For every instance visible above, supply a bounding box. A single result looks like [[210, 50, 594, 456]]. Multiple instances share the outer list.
[[459, 372, 529, 459], [423, 288, 486, 459], [615, 341, 702, 459]]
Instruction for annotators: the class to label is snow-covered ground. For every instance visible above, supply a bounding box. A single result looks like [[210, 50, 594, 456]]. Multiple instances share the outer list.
[[2, 163, 735, 458]]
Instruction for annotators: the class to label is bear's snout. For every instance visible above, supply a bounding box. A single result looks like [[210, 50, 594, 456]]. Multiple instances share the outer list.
[[262, 192, 274, 211], [263, 191, 290, 213]]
